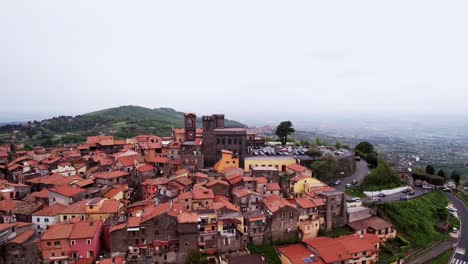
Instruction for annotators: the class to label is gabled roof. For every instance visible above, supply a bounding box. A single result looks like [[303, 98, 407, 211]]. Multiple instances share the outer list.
[[7, 229, 35, 245], [93, 171, 129, 180], [232, 186, 261, 199], [276, 244, 325, 264], [117, 155, 137, 167], [177, 212, 198, 224], [206, 179, 229, 187], [60, 200, 88, 215], [263, 195, 296, 213], [136, 164, 155, 172], [0, 200, 21, 212], [141, 202, 171, 223], [69, 221, 102, 239], [266, 183, 281, 191], [49, 186, 86, 197], [33, 203, 66, 217], [347, 216, 393, 231], [32, 189, 50, 199], [193, 187, 214, 200], [287, 163, 309, 172], [41, 223, 74, 240]]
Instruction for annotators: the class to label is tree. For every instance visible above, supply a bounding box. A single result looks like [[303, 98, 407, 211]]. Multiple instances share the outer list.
[[451, 171, 461, 186], [354, 141, 374, 154], [306, 147, 322, 158], [186, 250, 208, 264], [361, 160, 402, 191], [437, 169, 446, 181], [309, 153, 338, 183], [425, 165, 435, 175], [366, 152, 379, 168], [275, 121, 295, 146], [335, 141, 343, 150]]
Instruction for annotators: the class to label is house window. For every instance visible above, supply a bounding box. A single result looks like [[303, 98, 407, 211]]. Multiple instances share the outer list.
[[47, 242, 51, 246], [45, 218, 49, 223], [86, 239, 91, 245], [51, 253, 55, 257], [88, 251, 94, 258], [37, 218, 40, 222], [70, 240, 75, 246], [54, 241, 60, 246], [89, 205, 94, 210]]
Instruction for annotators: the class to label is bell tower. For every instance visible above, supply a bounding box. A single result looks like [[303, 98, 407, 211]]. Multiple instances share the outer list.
[[184, 113, 196, 141]]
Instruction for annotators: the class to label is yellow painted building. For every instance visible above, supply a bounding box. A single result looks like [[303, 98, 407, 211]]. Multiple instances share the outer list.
[[244, 156, 297, 173], [291, 175, 327, 197], [214, 150, 239, 173]]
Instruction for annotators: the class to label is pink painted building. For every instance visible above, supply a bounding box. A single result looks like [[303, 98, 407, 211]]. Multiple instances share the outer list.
[[69, 221, 103, 262]]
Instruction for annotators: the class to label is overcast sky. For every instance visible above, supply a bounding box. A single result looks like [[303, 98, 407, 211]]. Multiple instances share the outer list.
[[1, 1, 467, 122]]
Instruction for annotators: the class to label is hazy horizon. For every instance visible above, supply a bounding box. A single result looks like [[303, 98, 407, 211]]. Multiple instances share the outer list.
[[1, 1, 468, 122]]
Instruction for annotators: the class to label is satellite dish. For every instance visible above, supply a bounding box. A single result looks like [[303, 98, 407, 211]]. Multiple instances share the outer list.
[[415, 156, 420, 162], [407, 168, 413, 172]]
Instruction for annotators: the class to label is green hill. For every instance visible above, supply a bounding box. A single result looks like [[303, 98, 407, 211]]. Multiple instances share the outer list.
[[0, 105, 246, 148]]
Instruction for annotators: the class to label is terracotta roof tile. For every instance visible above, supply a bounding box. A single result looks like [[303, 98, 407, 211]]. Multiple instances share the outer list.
[[33, 203, 66, 217], [49, 186, 86, 197], [93, 171, 129, 180]]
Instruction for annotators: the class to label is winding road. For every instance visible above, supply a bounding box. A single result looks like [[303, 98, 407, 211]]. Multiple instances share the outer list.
[[446, 193, 468, 264]]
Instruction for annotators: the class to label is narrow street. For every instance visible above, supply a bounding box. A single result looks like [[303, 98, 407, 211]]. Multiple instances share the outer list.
[[446, 193, 468, 264]]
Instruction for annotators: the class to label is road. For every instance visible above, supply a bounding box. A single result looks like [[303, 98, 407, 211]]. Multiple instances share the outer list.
[[446, 193, 468, 264], [335, 160, 369, 192], [374, 186, 432, 202]]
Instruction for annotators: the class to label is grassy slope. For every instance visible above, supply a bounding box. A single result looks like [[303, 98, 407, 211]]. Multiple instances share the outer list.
[[380, 191, 449, 249], [429, 249, 453, 264]]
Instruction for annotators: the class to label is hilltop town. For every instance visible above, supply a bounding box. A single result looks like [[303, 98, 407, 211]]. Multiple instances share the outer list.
[[0, 112, 461, 264]]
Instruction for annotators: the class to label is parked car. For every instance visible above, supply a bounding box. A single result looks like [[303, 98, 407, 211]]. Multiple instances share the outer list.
[[408, 190, 415, 195], [378, 193, 386, 198], [452, 227, 458, 233], [352, 180, 358, 185], [345, 183, 352, 188], [334, 180, 342, 186], [400, 196, 409, 201], [443, 188, 451, 192], [402, 188, 411, 193]]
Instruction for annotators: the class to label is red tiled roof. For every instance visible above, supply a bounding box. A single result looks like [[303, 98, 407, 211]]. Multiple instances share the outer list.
[[193, 187, 214, 200], [32, 189, 50, 199], [60, 200, 88, 214], [128, 217, 141, 228], [255, 177, 268, 184], [69, 221, 102, 239], [109, 223, 127, 233], [276, 244, 325, 264], [6, 229, 35, 245], [263, 195, 296, 213], [177, 212, 198, 223], [303, 234, 380, 263], [117, 156, 137, 167], [49, 186, 86, 197], [33, 203, 66, 217], [136, 164, 155, 172], [93, 171, 129, 180], [141, 202, 171, 223], [41, 223, 74, 240], [206, 179, 229, 187], [287, 163, 309, 172], [266, 183, 281, 191], [0, 200, 21, 212], [148, 157, 170, 164]]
